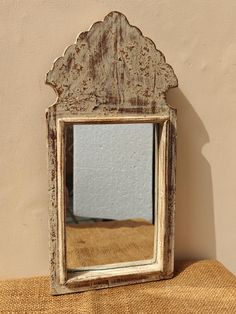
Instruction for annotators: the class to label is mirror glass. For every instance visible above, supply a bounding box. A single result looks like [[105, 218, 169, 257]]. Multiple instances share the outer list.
[[65, 123, 156, 270]]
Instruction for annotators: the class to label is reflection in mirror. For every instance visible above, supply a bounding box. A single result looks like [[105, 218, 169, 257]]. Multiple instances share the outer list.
[[65, 123, 157, 270]]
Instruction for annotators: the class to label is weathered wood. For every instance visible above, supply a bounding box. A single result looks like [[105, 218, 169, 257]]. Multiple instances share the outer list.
[[46, 11, 177, 115], [46, 11, 178, 295]]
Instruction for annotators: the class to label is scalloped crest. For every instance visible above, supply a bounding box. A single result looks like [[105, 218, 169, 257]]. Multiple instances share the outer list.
[[46, 11, 178, 114]]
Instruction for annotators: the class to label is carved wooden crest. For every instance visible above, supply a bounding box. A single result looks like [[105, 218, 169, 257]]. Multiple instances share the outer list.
[[46, 11, 177, 115]]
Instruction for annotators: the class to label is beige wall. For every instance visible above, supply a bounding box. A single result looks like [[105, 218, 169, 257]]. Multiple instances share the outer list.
[[0, 0, 235, 279]]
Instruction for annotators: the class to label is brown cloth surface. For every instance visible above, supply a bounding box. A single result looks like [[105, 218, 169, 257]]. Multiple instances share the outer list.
[[0, 260, 236, 313], [66, 219, 154, 268]]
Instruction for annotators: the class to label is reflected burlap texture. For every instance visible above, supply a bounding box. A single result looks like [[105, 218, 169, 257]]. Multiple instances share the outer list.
[[0, 261, 236, 313], [66, 219, 154, 268]]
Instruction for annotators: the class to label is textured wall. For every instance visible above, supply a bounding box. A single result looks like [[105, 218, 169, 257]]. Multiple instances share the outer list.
[[73, 124, 153, 222], [0, 0, 235, 278]]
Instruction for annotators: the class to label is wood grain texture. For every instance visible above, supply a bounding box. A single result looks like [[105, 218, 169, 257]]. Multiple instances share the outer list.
[[46, 11, 177, 115], [46, 11, 178, 295]]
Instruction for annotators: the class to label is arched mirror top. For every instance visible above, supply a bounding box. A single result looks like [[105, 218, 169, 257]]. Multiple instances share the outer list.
[[46, 11, 178, 116]]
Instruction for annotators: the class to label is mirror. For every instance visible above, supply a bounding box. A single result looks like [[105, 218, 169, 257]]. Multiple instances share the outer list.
[[46, 11, 177, 294], [65, 123, 157, 270]]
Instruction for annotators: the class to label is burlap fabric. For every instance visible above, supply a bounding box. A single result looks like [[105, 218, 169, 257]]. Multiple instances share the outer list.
[[66, 219, 154, 268], [0, 261, 236, 313]]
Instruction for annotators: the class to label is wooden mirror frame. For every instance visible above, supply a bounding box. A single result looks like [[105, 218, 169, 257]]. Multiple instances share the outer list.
[[46, 11, 178, 295]]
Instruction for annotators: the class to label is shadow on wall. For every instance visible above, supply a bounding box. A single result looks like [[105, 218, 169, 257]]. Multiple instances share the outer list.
[[167, 88, 216, 260]]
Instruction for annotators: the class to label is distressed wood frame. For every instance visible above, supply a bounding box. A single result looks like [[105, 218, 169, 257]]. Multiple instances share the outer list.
[[46, 11, 178, 295]]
